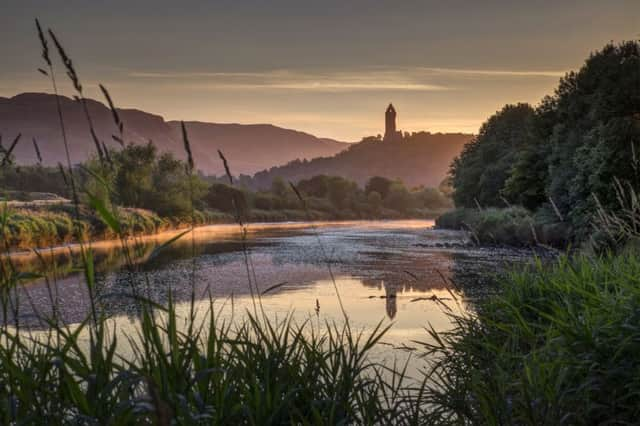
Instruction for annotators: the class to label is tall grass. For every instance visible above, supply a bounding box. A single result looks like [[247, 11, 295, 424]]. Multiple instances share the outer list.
[[0, 294, 415, 423], [420, 254, 640, 424]]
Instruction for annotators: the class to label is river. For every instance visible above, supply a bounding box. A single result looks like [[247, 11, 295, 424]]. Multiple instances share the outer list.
[[5, 220, 540, 375]]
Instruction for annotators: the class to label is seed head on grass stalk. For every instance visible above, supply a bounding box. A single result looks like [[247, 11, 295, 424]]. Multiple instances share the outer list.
[[1, 133, 21, 167], [35, 19, 51, 67], [181, 122, 194, 172], [48, 28, 107, 164], [99, 83, 124, 144], [47, 29, 81, 93], [35, 20, 81, 220], [32, 138, 43, 164]]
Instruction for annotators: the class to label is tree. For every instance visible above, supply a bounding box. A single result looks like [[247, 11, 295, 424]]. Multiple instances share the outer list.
[[384, 182, 414, 212], [449, 40, 640, 242], [367, 191, 382, 214], [546, 41, 640, 233], [148, 153, 206, 217], [298, 175, 329, 198], [502, 96, 556, 210], [327, 176, 357, 209], [451, 103, 536, 208], [205, 183, 248, 216], [113, 142, 156, 207], [365, 176, 393, 199]]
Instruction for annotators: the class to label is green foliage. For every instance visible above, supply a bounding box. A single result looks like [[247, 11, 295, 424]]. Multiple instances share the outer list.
[[0, 164, 69, 198], [248, 175, 451, 220], [204, 182, 249, 216], [548, 41, 640, 236], [297, 174, 330, 198], [436, 207, 570, 247], [365, 176, 393, 199], [82, 143, 208, 218], [383, 182, 414, 213], [451, 103, 535, 208], [149, 153, 207, 217], [449, 40, 640, 243], [423, 254, 640, 424], [502, 97, 556, 209], [113, 142, 157, 207]]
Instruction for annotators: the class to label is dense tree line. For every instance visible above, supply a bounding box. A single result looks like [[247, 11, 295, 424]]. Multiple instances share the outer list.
[[450, 41, 640, 239], [1, 142, 452, 221]]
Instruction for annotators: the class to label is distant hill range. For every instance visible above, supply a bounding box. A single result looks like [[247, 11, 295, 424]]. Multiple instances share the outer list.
[[0, 93, 348, 175], [248, 133, 473, 189]]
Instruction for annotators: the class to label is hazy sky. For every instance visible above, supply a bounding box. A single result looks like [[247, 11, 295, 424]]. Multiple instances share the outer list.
[[1, 0, 638, 141]]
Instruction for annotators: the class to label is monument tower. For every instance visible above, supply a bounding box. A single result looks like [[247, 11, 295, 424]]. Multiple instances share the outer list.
[[384, 103, 400, 142]]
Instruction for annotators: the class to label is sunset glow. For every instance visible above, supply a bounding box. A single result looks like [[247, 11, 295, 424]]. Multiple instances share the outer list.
[[2, 0, 636, 140]]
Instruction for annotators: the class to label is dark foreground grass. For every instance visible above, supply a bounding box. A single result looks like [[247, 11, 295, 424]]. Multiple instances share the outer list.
[[0, 297, 419, 424], [421, 254, 640, 424]]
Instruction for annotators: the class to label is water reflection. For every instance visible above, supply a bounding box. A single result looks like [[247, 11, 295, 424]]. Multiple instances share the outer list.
[[6, 220, 536, 333]]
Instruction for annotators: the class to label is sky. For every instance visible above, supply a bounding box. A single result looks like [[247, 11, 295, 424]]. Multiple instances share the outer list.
[[1, 0, 638, 141]]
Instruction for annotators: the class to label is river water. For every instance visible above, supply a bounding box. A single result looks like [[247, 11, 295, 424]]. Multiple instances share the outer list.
[[6, 220, 539, 375]]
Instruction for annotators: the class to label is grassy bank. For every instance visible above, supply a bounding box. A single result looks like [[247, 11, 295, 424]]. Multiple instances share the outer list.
[[436, 206, 571, 247], [422, 254, 640, 424], [3, 204, 177, 250]]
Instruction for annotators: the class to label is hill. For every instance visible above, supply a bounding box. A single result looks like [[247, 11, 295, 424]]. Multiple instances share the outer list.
[[249, 133, 473, 189], [0, 93, 348, 175]]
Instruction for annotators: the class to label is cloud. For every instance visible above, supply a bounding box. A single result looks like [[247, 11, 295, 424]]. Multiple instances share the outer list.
[[419, 67, 566, 78], [127, 68, 451, 92], [126, 66, 566, 93]]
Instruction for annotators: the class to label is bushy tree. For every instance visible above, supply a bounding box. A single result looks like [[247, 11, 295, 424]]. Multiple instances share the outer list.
[[449, 40, 640, 241], [148, 153, 207, 217], [502, 96, 557, 210], [546, 41, 640, 233], [451, 103, 536, 208], [367, 191, 382, 214], [113, 142, 156, 207], [82, 142, 207, 217], [384, 183, 414, 212], [298, 175, 330, 198], [204, 183, 249, 216], [365, 176, 393, 199], [327, 176, 358, 210]]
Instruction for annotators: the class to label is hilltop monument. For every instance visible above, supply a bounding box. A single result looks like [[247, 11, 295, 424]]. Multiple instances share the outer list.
[[383, 103, 402, 142]]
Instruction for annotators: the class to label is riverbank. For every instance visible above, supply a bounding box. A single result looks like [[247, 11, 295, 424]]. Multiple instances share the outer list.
[[2, 202, 449, 252], [435, 206, 571, 248]]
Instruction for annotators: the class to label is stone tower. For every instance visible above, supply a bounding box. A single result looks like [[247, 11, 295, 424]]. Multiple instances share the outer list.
[[384, 103, 399, 142]]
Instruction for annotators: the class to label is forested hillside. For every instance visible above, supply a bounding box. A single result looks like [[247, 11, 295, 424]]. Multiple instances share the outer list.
[[249, 132, 472, 189]]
